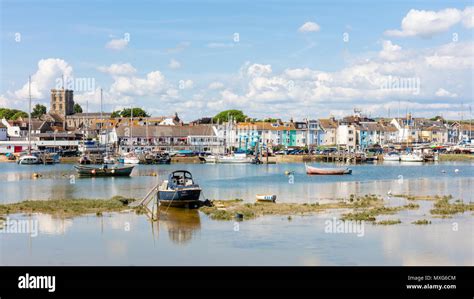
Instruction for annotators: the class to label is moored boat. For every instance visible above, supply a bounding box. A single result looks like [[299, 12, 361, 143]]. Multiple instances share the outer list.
[[74, 164, 134, 177], [256, 194, 277, 202], [400, 153, 424, 162], [122, 153, 140, 164], [383, 152, 400, 161], [158, 170, 202, 208], [305, 164, 352, 175], [17, 155, 41, 165], [216, 151, 252, 164]]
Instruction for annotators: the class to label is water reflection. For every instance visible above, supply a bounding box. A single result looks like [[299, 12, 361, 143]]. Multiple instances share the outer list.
[[157, 207, 201, 245]]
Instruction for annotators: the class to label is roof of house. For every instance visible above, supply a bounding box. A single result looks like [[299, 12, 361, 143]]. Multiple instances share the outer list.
[[237, 122, 296, 131], [115, 124, 216, 137], [318, 119, 338, 129]]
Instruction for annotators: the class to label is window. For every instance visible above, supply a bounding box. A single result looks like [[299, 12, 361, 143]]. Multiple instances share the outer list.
[[349, 130, 353, 134]]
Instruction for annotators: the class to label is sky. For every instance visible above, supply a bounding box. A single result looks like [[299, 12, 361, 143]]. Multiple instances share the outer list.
[[0, 0, 473, 121]]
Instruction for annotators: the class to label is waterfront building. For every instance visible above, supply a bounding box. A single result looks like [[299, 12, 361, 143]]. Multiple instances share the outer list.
[[318, 118, 338, 146], [0, 123, 7, 141], [336, 123, 357, 151], [111, 124, 223, 153]]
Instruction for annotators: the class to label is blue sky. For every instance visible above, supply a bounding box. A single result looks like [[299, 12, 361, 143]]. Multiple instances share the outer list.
[[1, 0, 473, 120]]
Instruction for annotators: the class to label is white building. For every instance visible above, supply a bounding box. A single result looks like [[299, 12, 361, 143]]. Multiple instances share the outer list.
[[336, 124, 357, 150]]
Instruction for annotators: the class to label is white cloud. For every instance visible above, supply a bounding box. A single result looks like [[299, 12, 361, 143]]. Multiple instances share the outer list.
[[105, 38, 129, 50], [385, 7, 473, 37], [14, 58, 73, 100], [247, 63, 272, 77], [0, 95, 9, 107], [379, 40, 404, 61], [166, 41, 190, 53], [97, 63, 136, 76], [110, 71, 167, 96], [298, 21, 320, 33], [208, 81, 224, 90], [435, 88, 457, 98], [168, 59, 181, 69], [462, 6, 474, 28]]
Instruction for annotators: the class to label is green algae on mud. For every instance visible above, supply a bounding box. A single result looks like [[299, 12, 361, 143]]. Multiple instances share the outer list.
[[200, 199, 350, 221], [430, 197, 474, 216], [412, 219, 432, 225], [375, 219, 402, 225], [0, 196, 138, 217]]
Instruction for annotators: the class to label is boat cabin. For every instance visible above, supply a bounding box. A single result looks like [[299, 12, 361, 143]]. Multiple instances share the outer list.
[[168, 170, 196, 187]]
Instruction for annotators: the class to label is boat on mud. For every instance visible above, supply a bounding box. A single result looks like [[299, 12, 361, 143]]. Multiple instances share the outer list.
[[305, 164, 352, 175], [400, 153, 424, 162], [74, 164, 135, 177], [158, 170, 202, 208]]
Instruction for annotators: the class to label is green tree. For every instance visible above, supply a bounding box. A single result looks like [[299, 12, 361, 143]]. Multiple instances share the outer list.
[[213, 109, 247, 123], [0, 108, 28, 120], [111, 108, 150, 118], [11, 111, 28, 120], [31, 104, 47, 118], [73, 103, 83, 114]]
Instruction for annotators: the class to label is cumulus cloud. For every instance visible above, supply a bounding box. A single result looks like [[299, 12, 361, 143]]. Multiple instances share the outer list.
[[168, 59, 181, 69], [105, 38, 129, 50], [435, 88, 458, 98], [97, 63, 136, 76], [385, 7, 473, 37], [14, 58, 73, 100], [379, 40, 404, 61], [110, 71, 167, 96], [298, 21, 320, 33]]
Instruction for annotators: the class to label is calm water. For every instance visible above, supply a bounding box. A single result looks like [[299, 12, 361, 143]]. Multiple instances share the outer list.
[[0, 161, 473, 265]]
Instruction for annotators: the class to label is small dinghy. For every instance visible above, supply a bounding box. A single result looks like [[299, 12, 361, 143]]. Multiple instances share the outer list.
[[158, 170, 202, 208], [256, 194, 277, 202], [305, 164, 352, 175], [74, 164, 134, 177]]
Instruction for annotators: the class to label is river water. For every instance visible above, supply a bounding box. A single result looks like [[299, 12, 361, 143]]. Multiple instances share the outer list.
[[0, 161, 472, 265]]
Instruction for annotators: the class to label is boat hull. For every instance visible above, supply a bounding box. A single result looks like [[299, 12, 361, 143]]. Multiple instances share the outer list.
[[74, 165, 134, 177], [305, 165, 352, 175], [158, 189, 201, 208]]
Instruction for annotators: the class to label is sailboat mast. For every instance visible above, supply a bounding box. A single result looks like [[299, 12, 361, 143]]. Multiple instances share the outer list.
[[28, 76, 32, 154]]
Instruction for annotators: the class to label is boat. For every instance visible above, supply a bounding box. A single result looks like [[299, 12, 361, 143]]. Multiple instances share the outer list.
[[203, 155, 218, 163], [17, 155, 40, 165], [158, 170, 202, 208], [216, 151, 252, 164], [400, 153, 424, 162], [305, 164, 352, 175], [256, 194, 277, 202], [383, 152, 400, 161], [74, 164, 134, 177], [122, 153, 140, 164], [103, 155, 116, 164]]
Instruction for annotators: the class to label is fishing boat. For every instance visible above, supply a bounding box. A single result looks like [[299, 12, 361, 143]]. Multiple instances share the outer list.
[[383, 152, 400, 161], [74, 164, 134, 177], [256, 194, 277, 202], [400, 153, 423, 162], [305, 164, 352, 175], [158, 170, 202, 208], [17, 155, 40, 165]]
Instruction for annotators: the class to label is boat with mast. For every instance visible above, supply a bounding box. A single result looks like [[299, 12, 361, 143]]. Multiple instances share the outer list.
[[18, 76, 40, 165]]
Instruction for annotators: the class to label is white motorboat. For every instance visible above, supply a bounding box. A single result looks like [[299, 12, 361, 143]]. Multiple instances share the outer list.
[[17, 155, 40, 165], [103, 155, 116, 164], [203, 155, 217, 163], [400, 153, 424, 162], [383, 152, 400, 161]]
